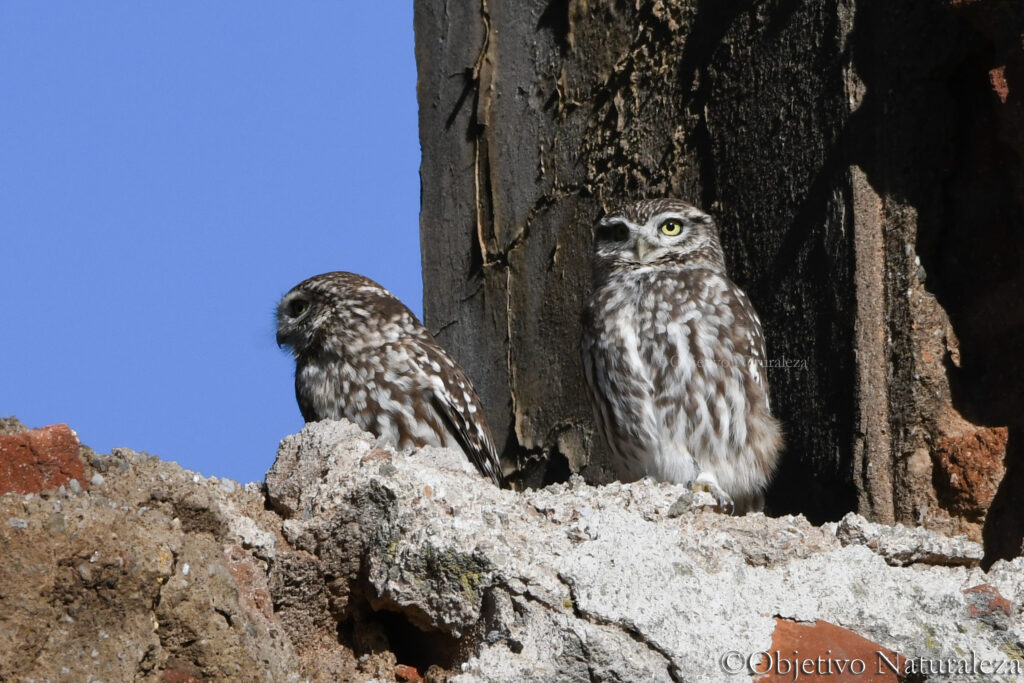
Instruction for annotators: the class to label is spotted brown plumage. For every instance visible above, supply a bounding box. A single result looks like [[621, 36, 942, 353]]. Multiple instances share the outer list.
[[580, 199, 782, 513], [276, 271, 503, 486]]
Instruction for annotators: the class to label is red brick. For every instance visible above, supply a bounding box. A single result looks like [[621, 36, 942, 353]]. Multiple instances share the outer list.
[[0, 424, 87, 495], [990, 66, 1010, 103], [754, 618, 903, 682], [932, 426, 1007, 519], [964, 584, 1013, 629], [396, 663, 424, 682]]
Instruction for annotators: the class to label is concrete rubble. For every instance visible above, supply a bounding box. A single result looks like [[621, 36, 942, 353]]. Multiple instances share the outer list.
[[1, 418, 1021, 681]]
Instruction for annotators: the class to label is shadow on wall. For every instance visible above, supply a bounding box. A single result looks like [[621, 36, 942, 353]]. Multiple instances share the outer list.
[[790, 0, 1024, 561], [754, 0, 1023, 567], [848, 0, 1023, 568]]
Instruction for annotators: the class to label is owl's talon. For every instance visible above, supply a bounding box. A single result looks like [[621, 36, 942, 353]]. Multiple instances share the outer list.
[[692, 472, 735, 515]]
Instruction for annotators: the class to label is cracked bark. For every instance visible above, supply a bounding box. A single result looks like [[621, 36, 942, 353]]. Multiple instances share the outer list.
[[415, 0, 1024, 556]]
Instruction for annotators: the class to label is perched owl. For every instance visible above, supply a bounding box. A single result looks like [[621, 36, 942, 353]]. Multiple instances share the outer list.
[[276, 271, 503, 487], [580, 199, 782, 513]]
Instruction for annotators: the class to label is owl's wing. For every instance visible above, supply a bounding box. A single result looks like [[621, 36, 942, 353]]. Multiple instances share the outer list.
[[419, 344, 505, 488], [428, 389, 504, 487], [580, 302, 662, 470], [727, 283, 771, 411], [295, 373, 320, 422]]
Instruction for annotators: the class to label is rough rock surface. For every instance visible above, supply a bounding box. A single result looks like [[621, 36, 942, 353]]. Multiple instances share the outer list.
[[3, 419, 1023, 681], [0, 421, 300, 682]]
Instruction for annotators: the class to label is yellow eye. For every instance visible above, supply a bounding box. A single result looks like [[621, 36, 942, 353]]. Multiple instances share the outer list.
[[659, 220, 683, 236]]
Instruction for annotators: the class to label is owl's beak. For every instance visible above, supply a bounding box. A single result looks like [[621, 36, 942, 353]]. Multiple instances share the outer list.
[[635, 238, 656, 261], [276, 330, 286, 349]]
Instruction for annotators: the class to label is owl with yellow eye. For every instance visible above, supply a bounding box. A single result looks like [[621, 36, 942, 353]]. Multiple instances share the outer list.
[[580, 198, 782, 513]]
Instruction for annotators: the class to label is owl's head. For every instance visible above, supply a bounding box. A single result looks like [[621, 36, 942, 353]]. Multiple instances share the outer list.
[[276, 276, 338, 358], [276, 271, 415, 358], [591, 198, 727, 280]]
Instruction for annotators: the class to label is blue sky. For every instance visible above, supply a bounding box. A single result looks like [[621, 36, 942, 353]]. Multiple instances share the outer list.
[[0, 4, 422, 484]]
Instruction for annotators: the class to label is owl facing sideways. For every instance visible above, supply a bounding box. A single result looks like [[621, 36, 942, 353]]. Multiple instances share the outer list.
[[581, 199, 782, 513], [276, 271, 504, 487]]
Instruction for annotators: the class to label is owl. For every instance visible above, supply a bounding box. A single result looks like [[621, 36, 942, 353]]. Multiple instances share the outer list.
[[276, 271, 503, 487], [580, 199, 782, 513]]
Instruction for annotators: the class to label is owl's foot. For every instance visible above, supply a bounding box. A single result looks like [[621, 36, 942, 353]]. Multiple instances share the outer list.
[[692, 472, 735, 515]]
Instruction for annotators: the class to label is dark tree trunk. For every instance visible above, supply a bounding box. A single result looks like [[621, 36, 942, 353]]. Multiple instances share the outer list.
[[415, 0, 1024, 564]]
